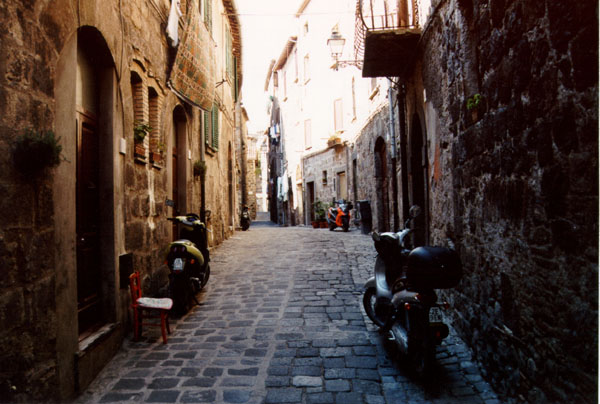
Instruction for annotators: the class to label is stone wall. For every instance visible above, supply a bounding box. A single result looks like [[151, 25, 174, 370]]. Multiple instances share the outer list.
[[302, 145, 350, 222], [0, 0, 242, 401], [407, 0, 598, 401], [352, 106, 394, 232]]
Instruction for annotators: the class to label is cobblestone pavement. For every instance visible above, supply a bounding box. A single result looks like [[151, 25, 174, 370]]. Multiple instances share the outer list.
[[75, 219, 501, 404]]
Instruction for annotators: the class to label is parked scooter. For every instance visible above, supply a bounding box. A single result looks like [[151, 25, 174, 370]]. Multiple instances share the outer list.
[[327, 199, 353, 232], [241, 206, 251, 231], [166, 211, 210, 314], [362, 205, 462, 376]]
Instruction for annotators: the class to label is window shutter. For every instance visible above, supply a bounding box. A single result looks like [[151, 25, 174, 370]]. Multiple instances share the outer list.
[[204, 110, 210, 145], [205, 0, 212, 33], [233, 57, 238, 102], [212, 104, 219, 150]]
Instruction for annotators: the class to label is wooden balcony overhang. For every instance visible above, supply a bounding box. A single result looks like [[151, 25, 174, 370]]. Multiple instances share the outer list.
[[362, 27, 421, 78]]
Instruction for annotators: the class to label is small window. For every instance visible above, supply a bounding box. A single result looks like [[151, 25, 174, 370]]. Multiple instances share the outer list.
[[148, 88, 161, 158], [304, 119, 312, 149], [294, 49, 298, 82], [322, 170, 327, 186], [334, 98, 343, 132], [204, 109, 211, 148], [204, 0, 212, 34], [304, 22, 309, 35], [351, 77, 356, 119], [304, 55, 310, 83], [211, 103, 219, 150], [130, 72, 144, 127], [226, 29, 234, 80]]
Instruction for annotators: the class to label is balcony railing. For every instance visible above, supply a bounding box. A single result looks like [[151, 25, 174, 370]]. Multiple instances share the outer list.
[[354, 0, 422, 77]]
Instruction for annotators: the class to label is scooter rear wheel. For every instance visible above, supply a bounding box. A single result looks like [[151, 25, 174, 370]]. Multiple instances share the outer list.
[[363, 287, 387, 327], [201, 264, 210, 288], [408, 336, 435, 377]]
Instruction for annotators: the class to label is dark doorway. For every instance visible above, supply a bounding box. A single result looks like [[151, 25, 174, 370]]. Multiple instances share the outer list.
[[76, 111, 102, 338], [374, 137, 389, 232], [75, 27, 117, 339], [306, 181, 315, 222], [410, 114, 428, 245], [172, 107, 187, 239]]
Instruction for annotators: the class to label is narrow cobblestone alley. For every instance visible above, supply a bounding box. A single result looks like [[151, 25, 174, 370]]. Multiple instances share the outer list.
[[75, 220, 500, 404]]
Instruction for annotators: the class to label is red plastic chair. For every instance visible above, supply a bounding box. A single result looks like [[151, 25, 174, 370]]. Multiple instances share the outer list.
[[129, 271, 173, 344]]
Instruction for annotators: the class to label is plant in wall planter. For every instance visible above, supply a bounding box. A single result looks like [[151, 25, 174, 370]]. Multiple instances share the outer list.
[[151, 142, 166, 164], [134, 122, 152, 158], [13, 128, 64, 175], [327, 134, 342, 148], [466, 93, 483, 123]]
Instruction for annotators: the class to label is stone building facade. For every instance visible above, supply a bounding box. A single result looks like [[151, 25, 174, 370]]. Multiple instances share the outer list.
[[355, 0, 598, 402], [0, 0, 244, 401]]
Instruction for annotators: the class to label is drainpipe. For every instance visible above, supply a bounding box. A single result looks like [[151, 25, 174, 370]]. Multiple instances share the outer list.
[[388, 79, 399, 232], [200, 111, 206, 223]]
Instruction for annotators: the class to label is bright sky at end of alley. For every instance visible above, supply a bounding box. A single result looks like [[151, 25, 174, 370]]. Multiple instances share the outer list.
[[236, 0, 298, 134]]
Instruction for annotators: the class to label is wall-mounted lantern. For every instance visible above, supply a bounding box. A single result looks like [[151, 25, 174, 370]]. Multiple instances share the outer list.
[[327, 28, 362, 70]]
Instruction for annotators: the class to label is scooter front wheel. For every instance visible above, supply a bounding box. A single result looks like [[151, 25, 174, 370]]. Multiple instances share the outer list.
[[363, 287, 387, 327]]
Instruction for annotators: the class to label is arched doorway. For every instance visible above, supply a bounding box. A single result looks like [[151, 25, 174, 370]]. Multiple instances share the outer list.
[[374, 137, 389, 232], [172, 106, 188, 238], [74, 27, 117, 338], [410, 114, 428, 246]]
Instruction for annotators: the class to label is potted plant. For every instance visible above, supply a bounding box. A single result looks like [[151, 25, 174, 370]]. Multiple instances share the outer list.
[[134, 122, 152, 158], [327, 134, 342, 148], [314, 200, 326, 228], [466, 93, 483, 123], [150, 142, 164, 164], [13, 128, 63, 175]]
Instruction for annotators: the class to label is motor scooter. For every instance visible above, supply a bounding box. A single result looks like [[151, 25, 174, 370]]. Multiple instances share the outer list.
[[327, 199, 352, 232], [362, 205, 462, 376], [166, 211, 210, 314], [241, 206, 251, 231]]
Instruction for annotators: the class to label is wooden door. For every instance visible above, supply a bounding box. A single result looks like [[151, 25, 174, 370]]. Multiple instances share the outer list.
[[76, 112, 103, 338], [172, 136, 179, 240]]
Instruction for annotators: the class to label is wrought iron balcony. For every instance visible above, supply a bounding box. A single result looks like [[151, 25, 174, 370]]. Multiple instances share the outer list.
[[354, 0, 422, 77]]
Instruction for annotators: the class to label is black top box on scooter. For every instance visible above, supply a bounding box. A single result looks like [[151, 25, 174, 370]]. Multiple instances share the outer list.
[[407, 246, 462, 289]]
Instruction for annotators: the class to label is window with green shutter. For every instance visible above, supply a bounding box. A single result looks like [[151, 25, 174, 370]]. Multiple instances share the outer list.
[[226, 31, 233, 80], [204, 0, 212, 34], [233, 57, 238, 102], [211, 103, 219, 150], [203, 110, 210, 146]]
